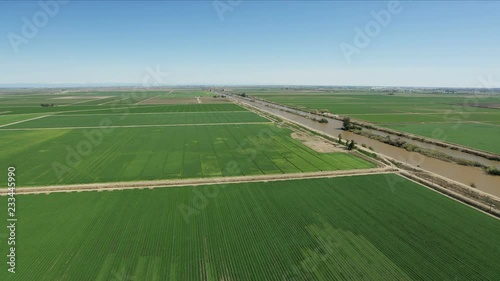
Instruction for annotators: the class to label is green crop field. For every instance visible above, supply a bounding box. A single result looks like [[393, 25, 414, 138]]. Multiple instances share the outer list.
[[0, 91, 375, 187], [1, 112, 269, 129], [0, 90, 212, 107], [243, 90, 500, 154], [152, 89, 213, 98], [57, 103, 246, 115], [1, 174, 499, 280], [0, 103, 245, 117], [386, 122, 500, 153], [0, 101, 245, 116], [0, 124, 372, 186]]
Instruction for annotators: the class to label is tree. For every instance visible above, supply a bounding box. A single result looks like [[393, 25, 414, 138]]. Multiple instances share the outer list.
[[319, 118, 328, 123], [337, 134, 342, 144], [347, 140, 356, 151], [342, 117, 352, 131]]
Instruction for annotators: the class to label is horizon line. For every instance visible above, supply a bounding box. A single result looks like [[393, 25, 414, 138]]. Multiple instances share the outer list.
[[0, 83, 498, 90]]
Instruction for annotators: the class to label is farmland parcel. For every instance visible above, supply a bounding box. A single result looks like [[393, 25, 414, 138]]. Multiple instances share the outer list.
[[0, 101, 373, 187], [245, 90, 500, 154], [0, 174, 499, 280]]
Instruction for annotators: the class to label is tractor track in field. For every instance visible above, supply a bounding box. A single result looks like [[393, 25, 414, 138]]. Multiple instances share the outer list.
[[0, 167, 397, 195]]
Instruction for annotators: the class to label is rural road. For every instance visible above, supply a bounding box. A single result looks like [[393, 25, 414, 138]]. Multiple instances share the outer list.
[[0, 167, 397, 195]]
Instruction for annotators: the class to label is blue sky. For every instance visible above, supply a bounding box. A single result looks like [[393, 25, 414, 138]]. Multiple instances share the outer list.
[[1, 1, 499, 87]]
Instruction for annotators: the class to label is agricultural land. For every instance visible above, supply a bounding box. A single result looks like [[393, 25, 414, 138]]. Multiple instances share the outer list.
[[1, 174, 499, 280], [0, 90, 373, 187], [241, 89, 500, 154], [1, 88, 499, 281]]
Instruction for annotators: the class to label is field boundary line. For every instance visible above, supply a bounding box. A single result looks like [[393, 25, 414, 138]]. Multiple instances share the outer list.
[[0, 115, 49, 128], [0, 167, 397, 195]]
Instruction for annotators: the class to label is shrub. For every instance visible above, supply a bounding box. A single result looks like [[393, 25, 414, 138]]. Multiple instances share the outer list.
[[486, 167, 500, 176]]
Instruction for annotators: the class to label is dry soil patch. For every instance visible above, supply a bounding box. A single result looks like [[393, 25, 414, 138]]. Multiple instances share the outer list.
[[292, 132, 344, 153]]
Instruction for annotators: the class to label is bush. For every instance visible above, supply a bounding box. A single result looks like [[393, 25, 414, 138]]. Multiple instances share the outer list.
[[486, 167, 500, 176], [357, 148, 377, 159]]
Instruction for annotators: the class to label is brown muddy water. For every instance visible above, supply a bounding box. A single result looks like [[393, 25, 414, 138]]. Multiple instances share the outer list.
[[233, 97, 500, 198]]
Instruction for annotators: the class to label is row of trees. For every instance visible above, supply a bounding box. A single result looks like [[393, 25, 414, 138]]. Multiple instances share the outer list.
[[337, 134, 356, 150]]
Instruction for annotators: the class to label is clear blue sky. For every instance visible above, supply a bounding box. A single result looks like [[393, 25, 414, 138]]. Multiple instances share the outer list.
[[1, 1, 499, 87]]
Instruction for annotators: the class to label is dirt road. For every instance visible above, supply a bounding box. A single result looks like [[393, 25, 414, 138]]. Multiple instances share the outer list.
[[0, 167, 396, 195], [0, 115, 49, 128]]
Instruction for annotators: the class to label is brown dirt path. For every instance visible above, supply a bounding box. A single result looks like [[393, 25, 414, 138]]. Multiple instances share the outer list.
[[1, 167, 397, 195]]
